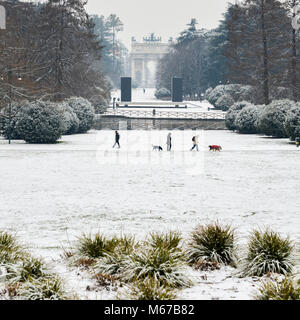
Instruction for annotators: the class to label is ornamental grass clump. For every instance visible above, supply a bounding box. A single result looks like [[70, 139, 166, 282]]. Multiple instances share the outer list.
[[0, 231, 24, 264], [187, 223, 237, 268], [94, 235, 138, 277], [76, 233, 117, 260], [113, 235, 137, 255], [6, 257, 48, 284], [124, 277, 177, 300], [240, 229, 294, 277], [17, 276, 68, 300], [0, 231, 69, 300], [147, 231, 183, 253], [0, 231, 20, 253], [122, 246, 192, 288], [256, 277, 300, 300]]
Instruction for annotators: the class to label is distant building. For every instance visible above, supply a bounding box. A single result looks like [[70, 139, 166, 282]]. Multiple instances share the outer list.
[[130, 33, 171, 88]]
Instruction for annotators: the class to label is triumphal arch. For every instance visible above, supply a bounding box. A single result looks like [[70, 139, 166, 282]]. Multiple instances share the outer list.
[[130, 34, 171, 88]]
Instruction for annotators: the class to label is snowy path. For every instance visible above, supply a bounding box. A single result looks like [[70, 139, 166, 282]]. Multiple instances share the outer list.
[[0, 130, 299, 299]]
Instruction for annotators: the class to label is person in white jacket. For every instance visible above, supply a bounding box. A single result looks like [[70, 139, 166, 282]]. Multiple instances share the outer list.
[[190, 135, 199, 151]]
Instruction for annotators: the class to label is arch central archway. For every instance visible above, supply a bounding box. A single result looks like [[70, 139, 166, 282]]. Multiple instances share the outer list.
[[130, 38, 170, 88]]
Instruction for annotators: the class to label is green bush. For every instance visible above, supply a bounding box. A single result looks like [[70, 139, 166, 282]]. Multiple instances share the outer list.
[[234, 104, 260, 134], [204, 87, 213, 100], [206, 84, 256, 108], [214, 94, 235, 111], [257, 99, 295, 138], [14, 101, 64, 143], [0, 101, 25, 140], [67, 97, 95, 133], [256, 277, 300, 300], [89, 95, 109, 114], [58, 102, 80, 135], [187, 223, 236, 266], [206, 85, 226, 106], [284, 103, 300, 141], [225, 101, 251, 131], [155, 88, 171, 100], [240, 229, 294, 277]]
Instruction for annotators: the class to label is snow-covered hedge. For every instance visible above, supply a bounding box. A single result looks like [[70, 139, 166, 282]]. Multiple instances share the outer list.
[[220, 84, 244, 101], [225, 101, 253, 131], [89, 95, 109, 114], [257, 99, 295, 138], [14, 101, 64, 143], [204, 87, 213, 100], [0, 101, 26, 140], [284, 103, 300, 141], [205, 84, 256, 111], [206, 85, 226, 106], [234, 104, 260, 134], [235, 85, 256, 103], [66, 97, 95, 134], [58, 102, 80, 135], [270, 87, 293, 101], [215, 94, 235, 111], [155, 88, 171, 99]]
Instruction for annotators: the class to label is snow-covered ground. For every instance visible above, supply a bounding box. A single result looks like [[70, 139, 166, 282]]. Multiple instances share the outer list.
[[0, 130, 299, 300]]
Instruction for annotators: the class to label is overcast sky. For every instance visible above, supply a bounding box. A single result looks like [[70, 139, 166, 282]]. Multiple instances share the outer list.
[[85, 0, 233, 49]]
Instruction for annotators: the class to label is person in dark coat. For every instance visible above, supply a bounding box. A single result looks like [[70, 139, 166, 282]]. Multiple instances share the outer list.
[[113, 130, 120, 148], [166, 133, 172, 151]]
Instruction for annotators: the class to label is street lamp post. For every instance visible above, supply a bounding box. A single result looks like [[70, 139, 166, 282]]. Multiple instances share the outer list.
[[8, 69, 12, 144]]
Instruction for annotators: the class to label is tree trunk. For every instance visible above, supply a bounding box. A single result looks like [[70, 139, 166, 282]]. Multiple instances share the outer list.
[[291, 0, 297, 101], [261, 0, 270, 105]]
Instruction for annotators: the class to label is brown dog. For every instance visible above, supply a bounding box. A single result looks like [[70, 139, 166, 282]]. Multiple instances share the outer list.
[[209, 145, 222, 151]]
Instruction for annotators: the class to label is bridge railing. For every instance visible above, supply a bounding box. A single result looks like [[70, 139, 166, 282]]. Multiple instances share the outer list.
[[103, 109, 226, 120]]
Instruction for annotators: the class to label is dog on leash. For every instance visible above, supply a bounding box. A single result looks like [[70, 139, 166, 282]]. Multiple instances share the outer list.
[[152, 145, 163, 151], [209, 145, 222, 151]]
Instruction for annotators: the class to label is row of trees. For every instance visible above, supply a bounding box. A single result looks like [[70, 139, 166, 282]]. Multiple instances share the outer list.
[[157, 0, 300, 105], [156, 18, 227, 96], [0, 0, 111, 109], [225, 0, 300, 104]]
